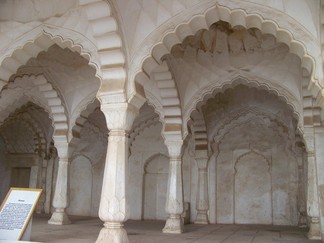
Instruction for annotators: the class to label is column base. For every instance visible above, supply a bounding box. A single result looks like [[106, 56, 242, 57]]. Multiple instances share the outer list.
[[96, 222, 129, 243], [163, 215, 184, 234], [307, 217, 321, 240], [194, 211, 209, 224], [48, 209, 71, 225], [298, 212, 307, 228]]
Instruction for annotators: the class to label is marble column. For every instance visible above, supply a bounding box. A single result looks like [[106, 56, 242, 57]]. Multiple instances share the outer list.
[[305, 130, 321, 240], [315, 127, 324, 240], [96, 103, 138, 243], [48, 140, 71, 225], [194, 151, 209, 224], [163, 138, 184, 234]]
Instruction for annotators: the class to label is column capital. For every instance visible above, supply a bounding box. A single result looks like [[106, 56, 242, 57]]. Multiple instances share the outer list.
[[303, 130, 315, 153], [100, 102, 139, 132], [164, 138, 183, 158], [195, 150, 208, 159], [53, 136, 69, 159], [315, 126, 324, 134], [195, 150, 208, 169]]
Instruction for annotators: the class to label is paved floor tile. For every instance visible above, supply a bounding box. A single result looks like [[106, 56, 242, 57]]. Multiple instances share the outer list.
[[29, 215, 322, 243]]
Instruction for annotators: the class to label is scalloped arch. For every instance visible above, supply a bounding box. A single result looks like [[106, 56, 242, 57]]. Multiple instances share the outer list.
[[143, 153, 169, 173], [129, 116, 160, 151], [0, 25, 102, 90], [212, 108, 293, 146], [1, 112, 47, 154], [0, 74, 68, 139], [2, 120, 37, 153], [136, 4, 319, 134], [184, 76, 300, 138], [234, 150, 270, 172], [0, 94, 52, 126], [143, 6, 313, 75], [71, 98, 100, 140]]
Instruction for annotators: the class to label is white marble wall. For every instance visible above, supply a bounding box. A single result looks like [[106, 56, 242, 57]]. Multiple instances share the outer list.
[[214, 129, 299, 225], [67, 156, 92, 216], [206, 86, 301, 225], [66, 154, 104, 217], [128, 123, 168, 220], [66, 157, 104, 217], [128, 121, 195, 221], [143, 154, 169, 220], [67, 111, 106, 217]]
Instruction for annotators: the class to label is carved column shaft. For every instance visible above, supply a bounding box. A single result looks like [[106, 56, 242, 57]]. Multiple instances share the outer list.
[[315, 128, 324, 239], [48, 140, 70, 225], [305, 130, 321, 240], [195, 156, 209, 224], [96, 103, 138, 243], [163, 138, 184, 234], [52, 158, 69, 209], [307, 154, 321, 239], [165, 158, 183, 215], [98, 131, 128, 223]]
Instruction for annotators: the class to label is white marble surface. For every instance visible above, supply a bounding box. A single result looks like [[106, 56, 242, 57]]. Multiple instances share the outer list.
[[0, 0, 324, 241]]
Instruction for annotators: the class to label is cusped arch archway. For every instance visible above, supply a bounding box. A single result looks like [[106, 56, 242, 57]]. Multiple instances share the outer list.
[[137, 5, 317, 84], [134, 4, 320, 138], [0, 27, 101, 86], [186, 76, 301, 139]]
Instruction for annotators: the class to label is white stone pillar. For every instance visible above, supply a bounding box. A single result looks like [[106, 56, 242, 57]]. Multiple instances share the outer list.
[[194, 151, 209, 224], [48, 140, 70, 225], [305, 130, 321, 239], [315, 127, 324, 240], [96, 103, 138, 243], [163, 138, 184, 234]]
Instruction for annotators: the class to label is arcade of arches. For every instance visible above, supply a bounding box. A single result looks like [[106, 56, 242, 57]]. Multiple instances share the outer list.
[[1, 1, 324, 242]]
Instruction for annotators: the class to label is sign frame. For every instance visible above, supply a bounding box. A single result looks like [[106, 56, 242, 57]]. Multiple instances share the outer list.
[[0, 187, 42, 240]]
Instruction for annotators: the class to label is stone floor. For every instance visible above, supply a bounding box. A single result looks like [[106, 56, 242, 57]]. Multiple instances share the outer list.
[[30, 214, 321, 243]]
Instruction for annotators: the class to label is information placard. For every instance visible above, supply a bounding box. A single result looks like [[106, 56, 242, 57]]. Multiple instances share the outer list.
[[0, 188, 42, 240]]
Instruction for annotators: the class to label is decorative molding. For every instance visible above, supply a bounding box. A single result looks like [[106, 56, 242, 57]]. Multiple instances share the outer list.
[[183, 76, 300, 138]]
